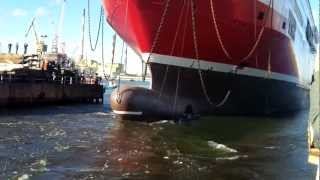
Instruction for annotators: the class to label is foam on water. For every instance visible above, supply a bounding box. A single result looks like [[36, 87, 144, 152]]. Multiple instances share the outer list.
[[207, 141, 238, 153]]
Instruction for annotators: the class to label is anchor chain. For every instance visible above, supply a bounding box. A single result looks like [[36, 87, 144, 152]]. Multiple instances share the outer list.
[[87, 0, 103, 51]]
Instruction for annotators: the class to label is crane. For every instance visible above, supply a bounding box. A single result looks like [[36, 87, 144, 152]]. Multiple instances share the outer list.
[[25, 17, 47, 55], [25, 17, 39, 44], [25, 17, 39, 43], [52, 0, 67, 54]]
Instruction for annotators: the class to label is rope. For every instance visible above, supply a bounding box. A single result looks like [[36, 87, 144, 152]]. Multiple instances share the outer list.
[[173, 68, 181, 118], [253, 0, 259, 67], [116, 40, 125, 103], [208, 0, 232, 60], [108, 34, 117, 79], [209, 0, 274, 62], [267, 49, 272, 78], [159, 65, 169, 98], [143, 0, 172, 81], [240, 0, 273, 62], [170, 0, 186, 56], [124, 45, 128, 73], [215, 91, 231, 107], [159, 0, 187, 98], [191, 0, 214, 106], [87, 0, 103, 51], [179, 0, 190, 57], [101, 11, 112, 81], [116, 0, 129, 104], [191, 0, 232, 108]]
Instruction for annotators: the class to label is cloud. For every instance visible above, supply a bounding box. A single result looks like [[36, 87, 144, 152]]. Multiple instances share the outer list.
[[35, 7, 48, 17], [12, 8, 28, 17]]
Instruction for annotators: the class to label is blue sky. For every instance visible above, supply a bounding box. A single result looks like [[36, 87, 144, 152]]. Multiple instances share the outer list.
[[0, 0, 319, 73], [0, 0, 116, 60]]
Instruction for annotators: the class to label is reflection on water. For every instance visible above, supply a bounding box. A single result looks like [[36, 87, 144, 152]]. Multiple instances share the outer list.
[[0, 86, 318, 179]]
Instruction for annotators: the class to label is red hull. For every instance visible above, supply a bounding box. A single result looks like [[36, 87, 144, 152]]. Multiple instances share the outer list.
[[104, 0, 315, 118], [103, 0, 298, 77]]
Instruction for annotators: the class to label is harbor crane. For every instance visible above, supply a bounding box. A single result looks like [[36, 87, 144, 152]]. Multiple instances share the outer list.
[[25, 17, 47, 55], [52, 0, 66, 54]]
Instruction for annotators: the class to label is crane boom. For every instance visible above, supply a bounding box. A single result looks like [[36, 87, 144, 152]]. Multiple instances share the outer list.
[[52, 0, 66, 54], [25, 17, 39, 43]]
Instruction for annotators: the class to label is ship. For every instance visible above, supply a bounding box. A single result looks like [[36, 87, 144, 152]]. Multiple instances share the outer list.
[[0, 0, 104, 108], [0, 52, 104, 107], [102, 0, 318, 119]]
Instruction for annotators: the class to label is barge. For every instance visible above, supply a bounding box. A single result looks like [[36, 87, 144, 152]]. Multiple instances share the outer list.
[[0, 53, 104, 107]]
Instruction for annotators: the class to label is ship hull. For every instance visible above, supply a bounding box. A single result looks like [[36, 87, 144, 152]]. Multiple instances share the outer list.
[[0, 83, 104, 107], [110, 62, 308, 120], [104, 0, 315, 119], [150, 63, 309, 116]]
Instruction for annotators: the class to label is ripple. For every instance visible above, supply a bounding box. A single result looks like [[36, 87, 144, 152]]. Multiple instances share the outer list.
[[30, 159, 49, 172], [216, 155, 248, 161], [207, 141, 238, 153], [17, 174, 30, 180]]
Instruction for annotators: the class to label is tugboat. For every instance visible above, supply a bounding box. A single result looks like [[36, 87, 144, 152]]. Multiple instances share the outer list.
[[103, 0, 318, 119]]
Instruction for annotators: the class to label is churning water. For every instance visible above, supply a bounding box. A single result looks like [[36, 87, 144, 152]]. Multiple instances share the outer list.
[[0, 80, 318, 180]]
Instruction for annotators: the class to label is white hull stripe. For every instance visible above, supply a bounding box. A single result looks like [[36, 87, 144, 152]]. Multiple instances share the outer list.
[[113, 110, 143, 115], [143, 53, 310, 89]]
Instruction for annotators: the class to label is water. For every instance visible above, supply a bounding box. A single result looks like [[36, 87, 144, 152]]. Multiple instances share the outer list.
[[0, 80, 318, 180]]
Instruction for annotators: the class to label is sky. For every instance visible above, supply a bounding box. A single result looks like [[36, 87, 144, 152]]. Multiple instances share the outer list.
[[0, 0, 137, 73], [0, 0, 319, 73]]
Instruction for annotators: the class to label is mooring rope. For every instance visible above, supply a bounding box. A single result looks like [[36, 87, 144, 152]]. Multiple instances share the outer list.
[[190, 0, 214, 106], [191, 0, 231, 108], [142, 0, 172, 81], [159, 0, 187, 98], [116, 0, 129, 104], [173, 68, 181, 118], [209, 0, 274, 62], [100, 11, 117, 81]]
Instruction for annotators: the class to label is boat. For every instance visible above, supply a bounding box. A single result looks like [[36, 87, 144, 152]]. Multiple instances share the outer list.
[[0, 52, 104, 107], [102, 0, 318, 119]]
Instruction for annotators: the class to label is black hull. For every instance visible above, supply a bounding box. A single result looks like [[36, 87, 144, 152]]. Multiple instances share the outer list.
[[0, 83, 104, 107], [110, 63, 309, 120]]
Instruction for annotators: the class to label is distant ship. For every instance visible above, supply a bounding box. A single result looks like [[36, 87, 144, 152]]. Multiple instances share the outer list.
[[103, 0, 318, 119]]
